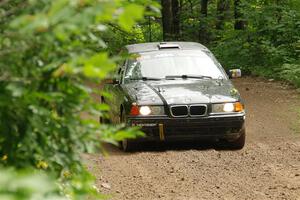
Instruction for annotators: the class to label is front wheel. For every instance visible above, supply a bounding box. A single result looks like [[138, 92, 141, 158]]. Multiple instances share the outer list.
[[120, 111, 135, 152], [99, 97, 110, 124], [121, 139, 135, 152], [227, 127, 246, 150]]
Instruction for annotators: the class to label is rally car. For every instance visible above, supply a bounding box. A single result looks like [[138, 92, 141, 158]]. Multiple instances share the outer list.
[[102, 42, 245, 151]]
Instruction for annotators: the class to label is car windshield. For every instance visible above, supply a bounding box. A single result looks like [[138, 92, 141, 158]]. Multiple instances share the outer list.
[[124, 50, 226, 82]]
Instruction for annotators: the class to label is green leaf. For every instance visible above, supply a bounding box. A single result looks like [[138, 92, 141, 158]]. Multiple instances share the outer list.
[[118, 4, 144, 31], [83, 53, 116, 79], [6, 83, 24, 97]]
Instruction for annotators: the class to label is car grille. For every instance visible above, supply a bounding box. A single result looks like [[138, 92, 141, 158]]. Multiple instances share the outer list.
[[190, 105, 207, 116], [170, 105, 188, 117], [170, 104, 207, 117]]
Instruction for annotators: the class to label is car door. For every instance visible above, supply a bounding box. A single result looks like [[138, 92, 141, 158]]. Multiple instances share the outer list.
[[104, 61, 127, 123]]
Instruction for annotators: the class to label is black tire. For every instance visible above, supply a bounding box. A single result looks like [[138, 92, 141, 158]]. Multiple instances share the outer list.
[[227, 127, 246, 150], [121, 139, 135, 152], [99, 97, 110, 124], [99, 116, 110, 124], [120, 110, 135, 152]]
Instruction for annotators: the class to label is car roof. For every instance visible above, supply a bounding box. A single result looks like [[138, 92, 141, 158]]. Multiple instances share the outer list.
[[125, 42, 209, 54]]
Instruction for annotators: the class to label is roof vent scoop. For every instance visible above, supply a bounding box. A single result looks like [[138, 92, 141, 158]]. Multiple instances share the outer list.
[[158, 43, 180, 50]]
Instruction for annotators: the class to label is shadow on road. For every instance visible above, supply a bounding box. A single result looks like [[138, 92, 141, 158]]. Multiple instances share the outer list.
[[101, 140, 235, 155]]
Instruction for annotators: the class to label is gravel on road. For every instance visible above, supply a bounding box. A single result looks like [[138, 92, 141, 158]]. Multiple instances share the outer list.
[[85, 77, 300, 200]]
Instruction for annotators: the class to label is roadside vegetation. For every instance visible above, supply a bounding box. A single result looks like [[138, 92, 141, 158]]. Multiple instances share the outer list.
[[0, 0, 155, 199], [0, 0, 299, 199]]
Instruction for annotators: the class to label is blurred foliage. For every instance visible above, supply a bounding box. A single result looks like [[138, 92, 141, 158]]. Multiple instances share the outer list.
[[0, 0, 155, 199], [0, 167, 105, 200], [0, 167, 66, 200]]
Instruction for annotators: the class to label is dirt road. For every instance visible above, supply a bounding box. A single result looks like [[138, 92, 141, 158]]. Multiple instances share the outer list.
[[85, 77, 300, 200]]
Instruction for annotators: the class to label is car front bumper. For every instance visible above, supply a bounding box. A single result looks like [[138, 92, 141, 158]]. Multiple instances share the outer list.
[[128, 113, 245, 142]]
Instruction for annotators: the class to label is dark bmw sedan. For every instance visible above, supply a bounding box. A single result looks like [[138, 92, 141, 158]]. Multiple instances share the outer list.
[[102, 42, 245, 151]]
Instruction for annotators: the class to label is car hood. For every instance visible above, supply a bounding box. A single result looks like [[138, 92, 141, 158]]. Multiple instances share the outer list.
[[123, 79, 240, 105]]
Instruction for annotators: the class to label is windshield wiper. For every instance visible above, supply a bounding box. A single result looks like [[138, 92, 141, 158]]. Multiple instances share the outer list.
[[130, 77, 162, 81], [165, 75, 212, 80]]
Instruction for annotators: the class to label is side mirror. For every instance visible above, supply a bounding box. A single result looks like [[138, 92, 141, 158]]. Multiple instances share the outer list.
[[227, 69, 242, 79]]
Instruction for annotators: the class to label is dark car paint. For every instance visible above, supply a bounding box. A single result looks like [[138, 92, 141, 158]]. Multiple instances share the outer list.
[[102, 42, 245, 142], [104, 78, 243, 121], [124, 79, 240, 105]]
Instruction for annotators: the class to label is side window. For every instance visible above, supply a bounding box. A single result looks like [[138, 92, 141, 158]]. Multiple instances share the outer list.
[[118, 60, 127, 83], [123, 59, 142, 83], [116, 48, 129, 83]]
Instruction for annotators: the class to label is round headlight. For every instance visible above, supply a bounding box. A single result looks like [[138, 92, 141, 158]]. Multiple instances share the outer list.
[[223, 103, 235, 112], [151, 106, 165, 115], [139, 106, 151, 115]]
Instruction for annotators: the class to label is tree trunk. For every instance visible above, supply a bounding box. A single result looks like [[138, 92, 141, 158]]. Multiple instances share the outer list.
[[199, 0, 209, 44], [201, 0, 208, 17], [162, 0, 173, 41], [234, 0, 246, 30], [172, 0, 180, 39], [216, 0, 230, 30]]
